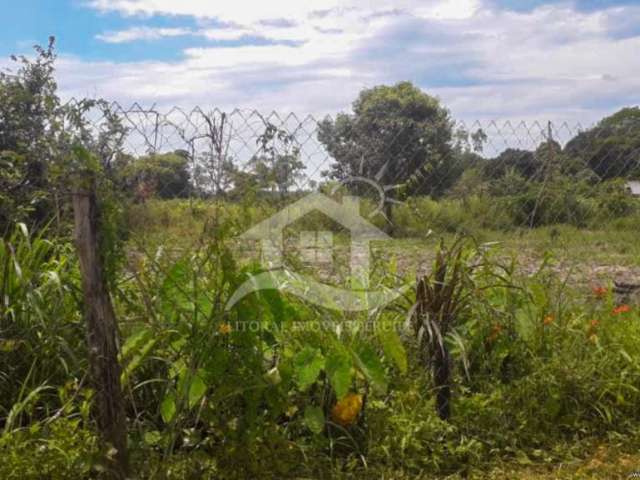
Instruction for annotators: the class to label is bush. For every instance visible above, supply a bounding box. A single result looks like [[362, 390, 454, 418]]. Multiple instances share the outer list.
[[0, 419, 97, 480], [595, 179, 638, 219], [505, 179, 593, 227]]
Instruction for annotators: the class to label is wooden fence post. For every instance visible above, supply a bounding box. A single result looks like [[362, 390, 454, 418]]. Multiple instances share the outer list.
[[72, 178, 129, 478]]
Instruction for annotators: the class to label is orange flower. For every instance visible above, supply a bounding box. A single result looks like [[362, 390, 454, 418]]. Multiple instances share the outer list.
[[218, 323, 232, 334], [612, 305, 632, 315], [590, 319, 599, 328], [592, 286, 608, 299], [543, 315, 554, 326], [331, 393, 363, 427]]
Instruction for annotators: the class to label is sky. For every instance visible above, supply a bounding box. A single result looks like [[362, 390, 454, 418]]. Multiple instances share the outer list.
[[1, 0, 640, 125]]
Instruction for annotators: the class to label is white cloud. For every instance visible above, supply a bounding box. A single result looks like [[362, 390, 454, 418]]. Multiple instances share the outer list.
[[95, 25, 292, 44], [96, 26, 193, 43], [200, 28, 253, 41], [87, 0, 480, 23], [414, 0, 480, 19], [65, 0, 640, 128], [88, 0, 340, 23]]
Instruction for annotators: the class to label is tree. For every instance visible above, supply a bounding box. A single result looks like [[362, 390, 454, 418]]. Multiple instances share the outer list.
[[193, 152, 237, 198], [318, 82, 455, 198], [565, 107, 640, 180], [448, 127, 486, 202], [124, 152, 191, 199], [0, 37, 61, 233], [0, 38, 128, 234], [188, 112, 238, 198], [249, 123, 305, 201], [226, 168, 260, 200], [248, 153, 305, 199], [483, 148, 542, 181], [449, 167, 488, 205]]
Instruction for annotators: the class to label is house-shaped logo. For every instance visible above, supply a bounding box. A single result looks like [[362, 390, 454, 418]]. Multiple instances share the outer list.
[[239, 192, 390, 289]]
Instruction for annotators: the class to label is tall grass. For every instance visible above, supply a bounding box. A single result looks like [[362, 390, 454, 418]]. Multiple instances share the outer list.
[[2, 203, 640, 478], [0, 224, 85, 428]]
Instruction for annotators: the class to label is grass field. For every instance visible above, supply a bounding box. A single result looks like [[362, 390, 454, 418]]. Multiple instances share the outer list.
[[115, 199, 640, 478], [4, 197, 640, 479], [130, 199, 640, 290]]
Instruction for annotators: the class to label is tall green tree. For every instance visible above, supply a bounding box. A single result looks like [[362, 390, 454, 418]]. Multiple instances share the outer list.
[[0, 38, 61, 233], [0, 38, 127, 234], [318, 82, 455, 198], [193, 152, 236, 197], [249, 123, 305, 201], [123, 151, 192, 199], [483, 148, 541, 181], [565, 107, 640, 180]]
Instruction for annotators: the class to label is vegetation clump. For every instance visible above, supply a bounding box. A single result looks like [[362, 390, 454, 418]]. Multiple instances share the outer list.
[[2, 40, 640, 479]]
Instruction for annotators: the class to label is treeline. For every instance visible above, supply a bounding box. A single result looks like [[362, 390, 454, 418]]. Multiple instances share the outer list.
[[2, 42, 640, 236]]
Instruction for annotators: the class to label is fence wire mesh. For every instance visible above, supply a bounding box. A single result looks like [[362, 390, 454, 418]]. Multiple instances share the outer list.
[[75, 101, 640, 231]]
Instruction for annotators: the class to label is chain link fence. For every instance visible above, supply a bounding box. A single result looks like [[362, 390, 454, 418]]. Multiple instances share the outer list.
[[76, 101, 640, 232]]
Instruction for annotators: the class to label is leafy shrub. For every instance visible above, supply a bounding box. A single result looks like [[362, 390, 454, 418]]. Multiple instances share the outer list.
[[595, 179, 638, 219], [505, 178, 593, 227], [0, 419, 97, 480]]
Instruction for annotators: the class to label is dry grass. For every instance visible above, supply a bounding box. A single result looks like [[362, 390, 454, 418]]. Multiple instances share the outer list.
[[476, 447, 640, 479], [357, 447, 640, 479]]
